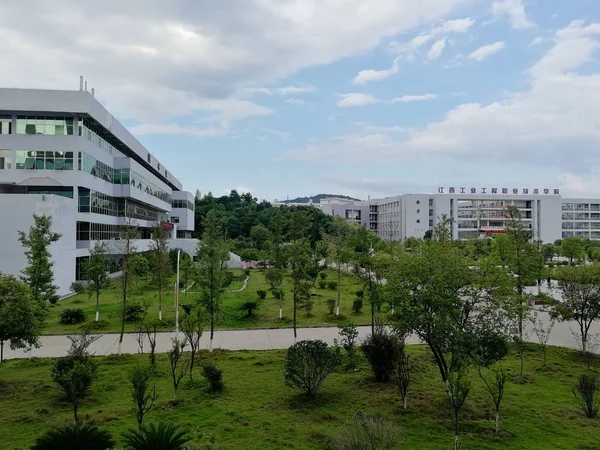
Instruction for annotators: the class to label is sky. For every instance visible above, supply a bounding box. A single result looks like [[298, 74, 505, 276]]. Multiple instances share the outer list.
[[1, 0, 600, 201]]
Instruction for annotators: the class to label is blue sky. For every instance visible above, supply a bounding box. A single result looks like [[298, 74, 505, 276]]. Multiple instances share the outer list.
[[2, 0, 600, 200]]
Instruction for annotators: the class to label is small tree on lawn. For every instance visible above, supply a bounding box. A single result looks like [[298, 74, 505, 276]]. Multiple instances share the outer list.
[[574, 374, 600, 418], [143, 317, 159, 368], [530, 311, 556, 366], [180, 308, 205, 380], [561, 237, 585, 264], [335, 323, 359, 370], [18, 214, 62, 304], [361, 319, 399, 382], [167, 338, 189, 401], [326, 217, 352, 316], [393, 342, 410, 409], [83, 242, 110, 322], [180, 257, 196, 303], [0, 274, 45, 362], [552, 265, 600, 354], [129, 364, 157, 430], [332, 411, 399, 450], [284, 340, 341, 398], [150, 222, 172, 321], [447, 368, 471, 450], [51, 339, 98, 423]]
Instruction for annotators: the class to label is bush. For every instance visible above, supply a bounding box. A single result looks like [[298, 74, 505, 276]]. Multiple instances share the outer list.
[[284, 340, 341, 398], [356, 290, 364, 298], [574, 374, 600, 418], [31, 425, 115, 450], [304, 300, 315, 317], [244, 269, 251, 276], [202, 362, 224, 393], [70, 282, 86, 295], [327, 298, 337, 315], [361, 320, 399, 382], [327, 281, 339, 290], [320, 272, 328, 280], [352, 298, 364, 314], [331, 411, 399, 450], [124, 303, 145, 322], [256, 290, 267, 299], [272, 288, 284, 300], [60, 308, 87, 324], [122, 422, 190, 450], [239, 301, 260, 318], [318, 280, 328, 289]]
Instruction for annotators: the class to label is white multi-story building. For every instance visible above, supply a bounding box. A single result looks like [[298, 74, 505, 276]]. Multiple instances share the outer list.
[[321, 186, 600, 244], [0, 86, 196, 295]]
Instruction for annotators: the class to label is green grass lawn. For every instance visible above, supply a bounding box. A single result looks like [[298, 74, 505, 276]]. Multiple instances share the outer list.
[[45, 269, 370, 335], [1, 344, 598, 449]]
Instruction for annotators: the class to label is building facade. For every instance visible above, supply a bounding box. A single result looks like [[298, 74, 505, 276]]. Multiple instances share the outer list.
[[0, 87, 195, 295], [321, 188, 600, 244]]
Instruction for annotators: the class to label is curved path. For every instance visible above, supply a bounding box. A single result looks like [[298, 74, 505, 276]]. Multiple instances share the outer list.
[[3, 309, 599, 361]]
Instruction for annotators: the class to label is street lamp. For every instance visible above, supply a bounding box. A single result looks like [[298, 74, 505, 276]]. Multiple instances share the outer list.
[[175, 247, 182, 339]]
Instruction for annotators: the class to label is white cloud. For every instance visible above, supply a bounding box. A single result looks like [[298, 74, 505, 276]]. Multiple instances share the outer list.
[[492, 0, 534, 29], [282, 21, 600, 179], [285, 98, 306, 107], [558, 173, 600, 196], [467, 42, 506, 61], [390, 17, 474, 53], [243, 85, 317, 96], [392, 94, 437, 103], [0, 0, 474, 134], [129, 123, 228, 138], [427, 38, 447, 60], [353, 57, 399, 84], [337, 93, 379, 107], [530, 37, 545, 46]]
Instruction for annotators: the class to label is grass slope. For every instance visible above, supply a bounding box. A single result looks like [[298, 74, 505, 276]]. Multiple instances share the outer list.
[[45, 269, 368, 334], [0, 344, 598, 449]]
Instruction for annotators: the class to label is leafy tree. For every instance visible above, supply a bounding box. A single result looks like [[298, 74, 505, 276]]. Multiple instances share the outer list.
[[265, 215, 287, 318], [591, 248, 600, 264], [239, 300, 260, 317], [83, 242, 110, 322], [284, 340, 341, 398], [52, 352, 98, 423], [117, 210, 140, 355], [561, 237, 585, 264], [18, 214, 62, 304], [447, 368, 471, 450], [551, 265, 600, 354], [250, 224, 272, 250], [167, 338, 189, 401], [335, 322, 359, 370], [288, 238, 313, 341], [31, 425, 115, 450], [70, 282, 85, 295], [0, 274, 45, 362], [196, 210, 229, 351], [129, 364, 157, 429], [130, 254, 150, 282], [393, 342, 410, 409], [530, 312, 556, 366], [361, 319, 399, 382], [202, 361, 224, 393], [150, 223, 171, 321], [180, 307, 205, 380], [542, 243, 555, 263], [180, 256, 196, 303], [122, 422, 190, 450], [142, 317, 159, 368]]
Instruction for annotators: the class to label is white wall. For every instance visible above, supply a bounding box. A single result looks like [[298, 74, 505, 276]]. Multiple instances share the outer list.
[[0, 194, 76, 296]]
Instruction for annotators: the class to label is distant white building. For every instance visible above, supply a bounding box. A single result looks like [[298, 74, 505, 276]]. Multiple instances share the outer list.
[[321, 186, 600, 243]]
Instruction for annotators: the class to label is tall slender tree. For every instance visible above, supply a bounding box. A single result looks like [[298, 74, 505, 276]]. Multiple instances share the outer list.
[[287, 210, 312, 341], [149, 223, 171, 321], [18, 214, 62, 305], [326, 217, 352, 316], [83, 242, 110, 322], [118, 209, 140, 355], [196, 210, 229, 351], [265, 215, 287, 319]]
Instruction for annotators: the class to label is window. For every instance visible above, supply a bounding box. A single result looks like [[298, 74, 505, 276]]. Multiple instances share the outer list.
[[171, 216, 180, 224], [16, 116, 74, 135], [416, 209, 420, 213], [171, 199, 194, 210], [416, 219, 420, 223], [147, 154, 151, 163], [416, 200, 420, 204], [0, 117, 11, 134], [15, 150, 74, 170]]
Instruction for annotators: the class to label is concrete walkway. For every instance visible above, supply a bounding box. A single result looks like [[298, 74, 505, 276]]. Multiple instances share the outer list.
[[4, 309, 600, 360]]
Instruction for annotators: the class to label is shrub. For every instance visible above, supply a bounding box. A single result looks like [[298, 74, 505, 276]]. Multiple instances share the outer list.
[[327, 298, 337, 315], [336, 323, 359, 370], [60, 308, 87, 325], [124, 303, 145, 322], [331, 411, 399, 450], [352, 298, 364, 314], [327, 281, 339, 290], [284, 340, 341, 398], [244, 269, 251, 276], [70, 282, 86, 295], [319, 272, 328, 280], [239, 301, 260, 318], [356, 290, 364, 298], [361, 320, 399, 382], [256, 289, 267, 299], [202, 362, 224, 393], [272, 288, 284, 300], [304, 300, 314, 317], [574, 374, 600, 418], [122, 422, 190, 450], [31, 425, 115, 450], [318, 280, 328, 289]]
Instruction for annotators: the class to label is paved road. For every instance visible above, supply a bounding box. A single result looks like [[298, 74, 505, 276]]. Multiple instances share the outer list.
[[4, 309, 600, 360]]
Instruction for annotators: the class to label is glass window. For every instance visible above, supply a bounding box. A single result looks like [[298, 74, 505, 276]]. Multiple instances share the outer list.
[[15, 150, 75, 170], [0, 117, 11, 135], [16, 116, 74, 135]]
